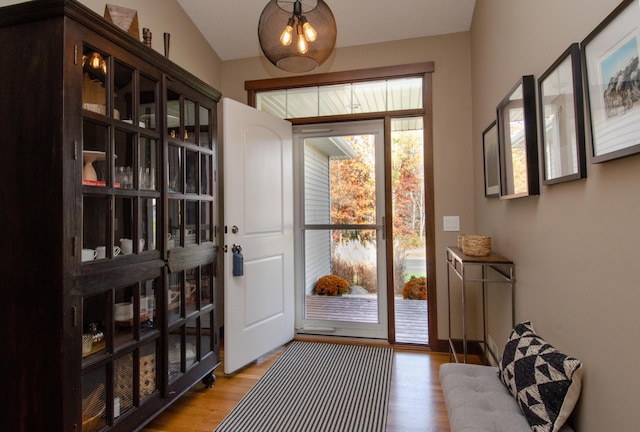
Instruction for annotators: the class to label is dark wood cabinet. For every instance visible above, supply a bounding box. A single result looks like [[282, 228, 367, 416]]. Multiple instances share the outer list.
[[0, 1, 221, 431]]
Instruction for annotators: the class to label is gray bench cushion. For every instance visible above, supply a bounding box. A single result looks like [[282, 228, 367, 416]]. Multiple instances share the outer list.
[[440, 363, 574, 432]]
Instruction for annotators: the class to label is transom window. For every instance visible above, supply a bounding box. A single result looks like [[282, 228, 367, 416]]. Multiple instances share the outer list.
[[255, 77, 423, 119]]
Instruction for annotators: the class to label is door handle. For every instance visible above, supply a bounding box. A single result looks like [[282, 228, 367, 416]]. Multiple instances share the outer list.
[[232, 225, 239, 234]]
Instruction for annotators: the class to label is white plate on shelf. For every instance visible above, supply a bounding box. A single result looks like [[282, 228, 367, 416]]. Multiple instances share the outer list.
[[122, 119, 146, 127], [82, 150, 106, 160], [83, 104, 120, 120], [141, 114, 180, 128]]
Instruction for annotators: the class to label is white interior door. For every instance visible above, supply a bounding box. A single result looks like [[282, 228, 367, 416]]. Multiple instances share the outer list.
[[222, 98, 294, 374]]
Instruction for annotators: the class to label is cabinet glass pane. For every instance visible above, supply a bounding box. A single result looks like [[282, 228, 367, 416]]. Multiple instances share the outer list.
[[140, 342, 157, 401], [168, 200, 181, 249], [201, 262, 213, 307], [113, 354, 133, 418], [82, 366, 107, 432], [199, 106, 211, 148], [186, 318, 197, 370], [140, 279, 157, 337], [200, 201, 212, 243], [82, 196, 109, 262], [185, 267, 198, 314], [200, 154, 211, 195], [168, 145, 182, 193], [82, 120, 108, 186], [114, 285, 134, 348], [82, 294, 107, 359], [185, 99, 196, 143], [141, 198, 157, 251], [114, 129, 134, 189], [82, 45, 108, 116], [202, 310, 213, 356], [113, 61, 133, 123], [185, 201, 197, 246], [186, 149, 198, 193], [168, 272, 183, 324], [168, 329, 183, 381], [139, 74, 157, 130], [167, 88, 181, 139], [140, 137, 158, 191], [114, 197, 135, 254]]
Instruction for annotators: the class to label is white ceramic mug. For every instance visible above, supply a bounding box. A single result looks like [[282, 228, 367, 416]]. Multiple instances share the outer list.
[[82, 248, 97, 262], [96, 245, 121, 259], [186, 282, 197, 298], [169, 290, 180, 304], [120, 238, 132, 254], [120, 238, 144, 254]]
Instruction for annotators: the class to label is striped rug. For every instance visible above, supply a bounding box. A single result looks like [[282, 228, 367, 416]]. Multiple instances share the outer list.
[[215, 341, 394, 432]]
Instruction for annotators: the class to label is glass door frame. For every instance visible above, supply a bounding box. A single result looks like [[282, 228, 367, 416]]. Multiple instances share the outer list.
[[246, 62, 437, 348], [293, 120, 388, 339]]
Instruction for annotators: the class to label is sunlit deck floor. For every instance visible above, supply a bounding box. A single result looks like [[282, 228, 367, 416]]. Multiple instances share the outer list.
[[305, 294, 428, 344]]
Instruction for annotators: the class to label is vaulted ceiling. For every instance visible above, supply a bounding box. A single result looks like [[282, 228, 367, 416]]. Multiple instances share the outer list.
[[178, 0, 476, 62]]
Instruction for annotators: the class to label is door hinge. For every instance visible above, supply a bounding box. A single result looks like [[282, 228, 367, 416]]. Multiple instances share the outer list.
[[72, 306, 77, 327], [74, 45, 78, 65], [73, 140, 78, 160]]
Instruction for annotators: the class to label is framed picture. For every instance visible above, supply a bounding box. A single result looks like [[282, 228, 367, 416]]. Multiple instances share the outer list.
[[482, 121, 500, 197], [496, 75, 540, 199], [582, 0, 640, 163], [538, 43, 587, 184]]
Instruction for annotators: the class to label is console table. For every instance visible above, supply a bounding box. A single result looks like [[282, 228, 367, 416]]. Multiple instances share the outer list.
[[446, 247, 515, 364]]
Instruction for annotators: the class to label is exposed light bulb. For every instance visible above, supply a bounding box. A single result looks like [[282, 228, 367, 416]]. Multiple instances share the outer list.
[[280, 17, 295, 46], [90, 52, 101, 69], [297, 25, 308, 54], [300, 17, 317, 42]]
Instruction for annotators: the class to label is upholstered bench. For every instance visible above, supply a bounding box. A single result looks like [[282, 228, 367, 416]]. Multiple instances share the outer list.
[[440, 322, 582, 432]]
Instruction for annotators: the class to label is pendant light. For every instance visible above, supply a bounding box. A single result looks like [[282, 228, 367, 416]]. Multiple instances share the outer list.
[[258, 0, 337, 73]]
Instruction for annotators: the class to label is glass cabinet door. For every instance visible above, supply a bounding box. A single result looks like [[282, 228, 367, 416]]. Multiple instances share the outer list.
[[81, 275, 160, 431], [167, 262, 216, 384], [166, 87, 216, 249], [81, 44, 161, 263]]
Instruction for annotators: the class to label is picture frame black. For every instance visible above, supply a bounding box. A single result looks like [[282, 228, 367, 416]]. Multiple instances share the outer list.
[[538, 43, 587, 185], [496, 75, 539, 199], [482, 120, 500, 197], [582, 0, 640, 163]]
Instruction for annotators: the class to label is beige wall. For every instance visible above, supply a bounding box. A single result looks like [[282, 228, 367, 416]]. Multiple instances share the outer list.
[[471, 0, 640, 430], [221, 34, 476, 346]]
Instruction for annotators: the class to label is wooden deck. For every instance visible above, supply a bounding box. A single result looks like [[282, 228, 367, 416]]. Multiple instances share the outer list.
[[305, 295, 429, 344]]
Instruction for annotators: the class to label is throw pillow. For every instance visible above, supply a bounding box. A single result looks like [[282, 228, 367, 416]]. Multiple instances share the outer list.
[[498, 322, 582, 432]]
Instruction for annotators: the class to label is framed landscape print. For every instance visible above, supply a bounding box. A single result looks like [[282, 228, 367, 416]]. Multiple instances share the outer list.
[[482, 121, 500, 197], [582, 0, 640, 163], [496, 75, 540, 199], [538, 43, 587, 184]]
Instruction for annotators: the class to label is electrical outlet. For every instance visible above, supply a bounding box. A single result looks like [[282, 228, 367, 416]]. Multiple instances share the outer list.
[[443, 216, 460, 232]]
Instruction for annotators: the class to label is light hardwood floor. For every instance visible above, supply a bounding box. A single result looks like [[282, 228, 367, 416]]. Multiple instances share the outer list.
[[142, 341, 459, 432]]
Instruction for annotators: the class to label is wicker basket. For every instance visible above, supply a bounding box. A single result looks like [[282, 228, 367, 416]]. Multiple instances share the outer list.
[[461, 234, 491, 257], [457, 234, 467, 249]]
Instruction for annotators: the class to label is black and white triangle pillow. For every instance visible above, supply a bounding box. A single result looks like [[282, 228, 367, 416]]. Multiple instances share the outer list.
[[499, 322, 583, 432]]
